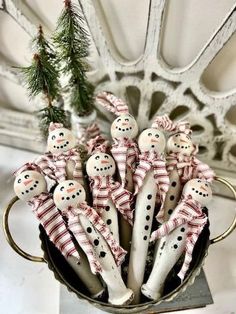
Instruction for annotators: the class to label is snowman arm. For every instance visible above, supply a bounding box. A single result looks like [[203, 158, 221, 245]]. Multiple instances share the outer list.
[[150, 217, 187, 242]]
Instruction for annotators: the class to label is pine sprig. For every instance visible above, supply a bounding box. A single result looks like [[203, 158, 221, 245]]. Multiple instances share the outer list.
[[18, 25, 71, 137], [53, 0, 94, 116], [38, 106, 71, 136], [20, 53, 59, 104]]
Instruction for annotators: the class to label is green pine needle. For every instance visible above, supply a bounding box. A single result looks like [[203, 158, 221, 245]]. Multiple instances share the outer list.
[[38, 106, 71, 136], [53, 0, 94, 116]]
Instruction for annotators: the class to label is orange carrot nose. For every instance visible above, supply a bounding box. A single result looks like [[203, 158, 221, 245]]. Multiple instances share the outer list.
[[67, 188, 76, 193], [180, 139, 187, 143], [151, 139, 158, 143], [200, 185, 207, 191], [101, 160, 109, 164], [122, 122, 128, 126], [57, 139, 64, 143], [24, 179, 33, 186]]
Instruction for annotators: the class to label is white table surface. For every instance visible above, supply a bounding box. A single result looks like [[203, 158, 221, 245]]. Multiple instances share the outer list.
[[1, 145, 236, 314]]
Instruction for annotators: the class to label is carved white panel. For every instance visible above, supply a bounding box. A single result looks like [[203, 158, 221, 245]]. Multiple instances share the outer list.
[[0, 0, 236, 178]]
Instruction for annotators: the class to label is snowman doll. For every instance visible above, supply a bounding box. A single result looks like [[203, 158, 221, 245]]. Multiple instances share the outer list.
[[86, 149, 133, 249], [35, 122, 84, 185], [13, 163, 104, 298], [141, 178, 212, 301], [150, 115, 215, 223], [127, 125, 170, 304], [53, 180, 134, 305], [96, 92, 139, 251]]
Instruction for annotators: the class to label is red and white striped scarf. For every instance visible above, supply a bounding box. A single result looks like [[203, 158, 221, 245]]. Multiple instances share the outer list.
[[166, 153, 214, 183], [77, 122, 101, 145], [111, 138, 139, 187], [90, 176, 133, 225], [152, 115, 192, 135], [133, 151, 170, 205], [63, 202, 126, 271], [150, 195, 207, 281], [28, 193, 79, 261], [35, 148, 83, 184]]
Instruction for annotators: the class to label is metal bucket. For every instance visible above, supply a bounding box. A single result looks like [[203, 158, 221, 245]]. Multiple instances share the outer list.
[[3, 177, 236, 313]]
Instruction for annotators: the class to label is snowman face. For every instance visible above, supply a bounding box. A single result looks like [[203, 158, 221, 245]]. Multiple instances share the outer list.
[[111, 114, 138, 139], [86, 153, 116, 177], [47, 127, 77, 153], [167, 133, 194, 156], [53, 180, 86, 211], [183, 179, 212, 206], [138, 128, 166, 154], [14, 170, 47, 201]]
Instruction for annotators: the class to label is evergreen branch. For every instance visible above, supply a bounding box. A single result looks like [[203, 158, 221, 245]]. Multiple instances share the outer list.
[[38, 106, 71, 136], [53, 0, 95, 116]]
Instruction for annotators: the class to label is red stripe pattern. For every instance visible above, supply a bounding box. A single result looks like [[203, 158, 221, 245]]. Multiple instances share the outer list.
[[35, 148, 83, 184], [133, 151, 170, 206], [166, 152, 215, 183], [62, 202, 126, 273], [76, 122, 101, 145], [152, 115, 192, 135], [28, 193, 79, 261], [96, 91, 129, 115], [111, 138, 139, 187], [150, 195, 207, 281], [90, 176, 133, 225]]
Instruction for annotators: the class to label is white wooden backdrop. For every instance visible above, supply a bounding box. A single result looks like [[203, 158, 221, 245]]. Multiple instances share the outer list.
[[0, 0, 236, 179]]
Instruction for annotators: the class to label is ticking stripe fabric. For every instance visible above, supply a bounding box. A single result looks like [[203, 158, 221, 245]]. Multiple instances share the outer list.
[[96, 91, 129, 116], [35, 148, 83, 184], [152, 115, 192, 135], [166, 152, 215, 183], [77, 122, 101, 145], [28, 193, 80, 261], [90, 176, 133, 225], [111, 138, 139, 188], [150, 195, 207, 281], [134, 151, 170, 206], [63, 202, 126, 271]]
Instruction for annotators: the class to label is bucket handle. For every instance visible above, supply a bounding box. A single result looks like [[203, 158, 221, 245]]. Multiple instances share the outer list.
[[2, 196, 45, 263], [210, 176, 236, 245], [2, 176, 236, 260]]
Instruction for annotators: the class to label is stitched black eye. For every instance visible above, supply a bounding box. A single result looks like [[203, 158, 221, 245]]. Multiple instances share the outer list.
[[125, 118, 129, 122], [186, 135, 191, 140], [117, 118, 121, 122], [59, 132, 64, 137], [148, 133, 152, 136], [52, 135, 56, 140], [205, 183, 208, 187], [197, 180, 201, 183], [69, 182, 74, 186], [95, 156, 100, 160], [24, 174, 29, 179], [155, 134, 159, 138], [104, 155, 109, 159], [60, 186, 65, 191], [17, 178, 21, 183]]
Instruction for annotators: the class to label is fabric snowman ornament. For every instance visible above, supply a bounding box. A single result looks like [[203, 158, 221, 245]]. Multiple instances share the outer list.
[[35, 122, 83, 185], [127, 125, 170, 304], [141, 178, 212, 301], [53, 180, 134, 306], [13, 163, 104, 298], [96, 91, 139, 192], [86, 148, 133, 247]]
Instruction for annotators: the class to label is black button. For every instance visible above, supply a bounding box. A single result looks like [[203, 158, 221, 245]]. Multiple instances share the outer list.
[[174, 244, 178, 249], [94, 239, 99, 246], [170, 195, 175, 201], [168, 209, 173, 215], [105, 206, 110, 211], [146, 205, 151, 210], [87, 227, 92, 233], [107, 219, 112, 225], [143, 236, 147, 240], [100, 251, 106, 258], [177, 236, 182, 241], [144, 225, 149, 230], [147, 194, 152, 200], [146, 215, 150, 221], [181, 227, 185, 232], [171, 181, 177, 187]]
